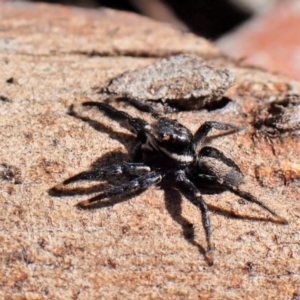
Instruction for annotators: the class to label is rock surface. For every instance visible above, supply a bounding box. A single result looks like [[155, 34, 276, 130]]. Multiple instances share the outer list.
[[1, 1, 300, 299], [102, 54, 235, 110]]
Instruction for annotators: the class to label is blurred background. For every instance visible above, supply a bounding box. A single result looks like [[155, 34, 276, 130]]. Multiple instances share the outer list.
[[31, 0, 276, 39], [30, 0, 300, 80]]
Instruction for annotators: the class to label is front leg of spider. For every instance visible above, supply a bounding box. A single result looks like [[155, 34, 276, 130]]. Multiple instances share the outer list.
[[60, 162, 151, 185], [175, 171, 214, 265], [83, 101, 150, 134], [82, 101, 151, 162], [77, 170, 162, 208], [193, 121, 241, 150]]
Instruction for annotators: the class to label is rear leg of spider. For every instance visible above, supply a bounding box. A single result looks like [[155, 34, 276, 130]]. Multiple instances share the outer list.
[[77, 170, 162, 208], [227, 185, 288, 224]]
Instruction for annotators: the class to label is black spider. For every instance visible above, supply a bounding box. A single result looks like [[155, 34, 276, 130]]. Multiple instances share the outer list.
[[55, 99, 287, 265]]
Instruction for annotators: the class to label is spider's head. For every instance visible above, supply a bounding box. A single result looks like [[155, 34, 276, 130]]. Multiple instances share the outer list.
[[145, 117, 195, 166]]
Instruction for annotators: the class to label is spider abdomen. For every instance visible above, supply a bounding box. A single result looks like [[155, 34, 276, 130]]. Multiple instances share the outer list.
[[198, 157, 244, 187]]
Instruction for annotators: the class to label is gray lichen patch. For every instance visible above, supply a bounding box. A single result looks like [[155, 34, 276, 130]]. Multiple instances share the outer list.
[[101, 54, 235, 110], [254, 94, 300, 136]]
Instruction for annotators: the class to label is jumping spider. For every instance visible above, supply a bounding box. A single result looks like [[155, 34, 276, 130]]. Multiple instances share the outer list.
[[56, 99, 287, 265]]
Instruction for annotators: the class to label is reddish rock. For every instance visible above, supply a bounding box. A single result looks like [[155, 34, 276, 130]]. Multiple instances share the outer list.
[[218, 0, 300, 80]]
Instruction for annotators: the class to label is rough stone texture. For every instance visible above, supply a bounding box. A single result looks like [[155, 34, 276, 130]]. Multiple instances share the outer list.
[[102, 54, 235, 110], [0, 1, 300, 299]]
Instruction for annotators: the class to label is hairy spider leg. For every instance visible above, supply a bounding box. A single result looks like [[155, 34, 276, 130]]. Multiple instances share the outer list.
[[193, 121, 240, 148], [175, 171, 214, 265], [199, 146, 242, 174], [226, 185, 288, 224], [62, 162, 151, 185], [77, 170, 162, 207], [83, 101, 150, 134]]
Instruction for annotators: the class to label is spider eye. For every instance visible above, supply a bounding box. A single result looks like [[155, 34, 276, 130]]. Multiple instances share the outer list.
[[159, 131, 192, 152], [162, 134, 176, 142], [162, 134, 170, 141]]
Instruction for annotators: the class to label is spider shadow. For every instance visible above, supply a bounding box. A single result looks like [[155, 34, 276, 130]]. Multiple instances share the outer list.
[[68, 104, 135, 149], [75, 189, 146, 210]]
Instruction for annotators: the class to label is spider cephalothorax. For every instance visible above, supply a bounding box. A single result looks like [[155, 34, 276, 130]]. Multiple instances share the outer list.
[[55, 99, 287, 265]]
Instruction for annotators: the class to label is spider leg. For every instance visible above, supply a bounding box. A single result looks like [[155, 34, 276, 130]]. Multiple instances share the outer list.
[[132, 141, 144, 162], [83, 101, 149, 134], [175, 171, 214, 265], [193, 121, 240, 146], [199, 146, 242, 174], [77, 170, 162, 207], [226, 185, 288, 224], [121, 98, 160, 119], [61, 162, 151, 185]]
